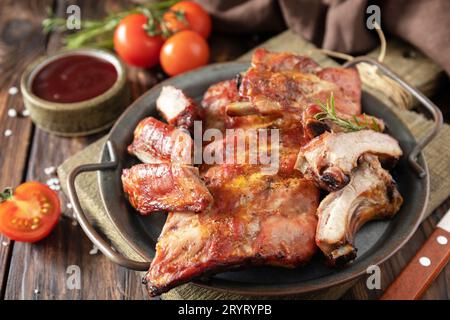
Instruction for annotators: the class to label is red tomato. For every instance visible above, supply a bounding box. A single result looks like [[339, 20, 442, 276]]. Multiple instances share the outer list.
[[164, 1, 212, 38], [0, 182, 61, 243], [114, 14, 164, 68], [160, 30, 209, 76]]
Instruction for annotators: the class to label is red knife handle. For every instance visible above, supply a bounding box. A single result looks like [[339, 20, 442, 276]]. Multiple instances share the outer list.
[[380, 227, 450, 300]]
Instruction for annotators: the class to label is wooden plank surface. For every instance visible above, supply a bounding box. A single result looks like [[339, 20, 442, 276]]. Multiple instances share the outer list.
[[0, 0, 448, 300], [0, 0, 51, 298]]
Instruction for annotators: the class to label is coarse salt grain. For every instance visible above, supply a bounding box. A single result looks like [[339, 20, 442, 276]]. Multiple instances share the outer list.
[[46, 177, 60, 185], [8, 87, 18, 95], [89, 245, 99, 255], [44, 166, 56, 176], [67, 203, 73, 209], [21, 109, 30, 117], [7, 108, 17, 118], [2, 241, 8, 247], [34, 289, 40, 294], [4, 129, 12, 137], [49, 185, 61, 191]]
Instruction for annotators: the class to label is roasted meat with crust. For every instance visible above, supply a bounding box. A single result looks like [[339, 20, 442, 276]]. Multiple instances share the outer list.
[[156, 86, 203, 132], [127, 117, 193, 165], [201, 79, 240, 131], [301, 104, 385, 139], [226, 48, 362, 118], [122, 163, 213, 215], [144, 170, 319, 295], [295, 130, 402, 191], [200, 125, 308, 176], [251, 48, 320, 73], [316, 155, 403, 265], [201, 79, 277, 131]]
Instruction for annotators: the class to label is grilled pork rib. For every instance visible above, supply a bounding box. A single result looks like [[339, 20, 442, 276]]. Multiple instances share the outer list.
[[127, 117, 193, 165], [295, 130, 402, 191], [251, 48, 320, 73], [316, 156, 403, 265], [144, 171, 319, 296], [156, 86, 203, 132], [122, 163, 213, 215], [226, 49, 362, 118]]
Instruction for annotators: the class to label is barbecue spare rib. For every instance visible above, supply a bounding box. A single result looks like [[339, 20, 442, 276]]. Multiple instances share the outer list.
[[121, 49, 403, 296], [295, 130, 403, 192], [315, 155, 403, 265], [122, 163, 213, 215]]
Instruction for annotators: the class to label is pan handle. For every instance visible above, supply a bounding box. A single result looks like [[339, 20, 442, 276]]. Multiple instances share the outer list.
[[343, 56, 443, 178], [67, 140, 150, 271]]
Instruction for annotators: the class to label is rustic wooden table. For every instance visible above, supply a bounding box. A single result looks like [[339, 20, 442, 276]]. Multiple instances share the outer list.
[[0, 0, 449, 300]]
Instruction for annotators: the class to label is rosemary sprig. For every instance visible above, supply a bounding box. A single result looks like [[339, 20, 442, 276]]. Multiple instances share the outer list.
[[314, 93, 382, 132], [42, 0, 182, 49]]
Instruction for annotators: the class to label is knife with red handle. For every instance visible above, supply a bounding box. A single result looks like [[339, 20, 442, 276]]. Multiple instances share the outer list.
[[380, 208, 450, 300]]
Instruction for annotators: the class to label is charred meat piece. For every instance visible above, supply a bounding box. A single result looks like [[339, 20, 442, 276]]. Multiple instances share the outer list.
[[316, 156, 403, 265], [302, 105, 332, 139], [231, 70, 335, 116], [228, 51, 362, 117], [316, 67, 361, 114], [201, 79, 276, 131], [229, 69, 361, 117], [122, 163, 213, 215], [295, 130, 402, 191], [251, 48, 319, 73], [144, 171, 319, 296], [156, 86, 203, 132], [201, 79, 241, 131], [127, 117, 193, 165], [301, 104, 385, 139]]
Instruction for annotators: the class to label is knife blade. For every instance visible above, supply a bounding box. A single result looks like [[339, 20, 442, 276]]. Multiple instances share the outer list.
[[380, 208, 450, 300]]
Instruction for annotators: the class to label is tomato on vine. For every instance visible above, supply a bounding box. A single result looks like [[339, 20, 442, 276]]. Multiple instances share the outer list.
[[160, 30, 210, 76], [164, 1, 212, 38], [114, 13, 164, 68]]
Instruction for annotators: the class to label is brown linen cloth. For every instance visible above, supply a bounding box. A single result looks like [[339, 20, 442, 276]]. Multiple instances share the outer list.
[[197, 0, 450, 76]]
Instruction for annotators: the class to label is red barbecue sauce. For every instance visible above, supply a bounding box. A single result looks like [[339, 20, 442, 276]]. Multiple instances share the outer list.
[[32, 55, 118, 103]]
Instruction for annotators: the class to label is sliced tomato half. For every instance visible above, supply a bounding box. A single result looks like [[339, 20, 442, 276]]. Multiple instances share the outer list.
[[0, 182, 61, 243]]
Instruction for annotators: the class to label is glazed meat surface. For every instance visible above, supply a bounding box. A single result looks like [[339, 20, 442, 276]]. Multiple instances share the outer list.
[[295, 130, 402, 191], [122, 163, 213, 215], [201, 79, 277, 132], [145, 170, 319, 295], [301, 104, 385, 139], [127, 117, 193, 164], [251, 48, 320, 73], [226, 48, 362, 117], [316, 156, 403, 265], [156, 86, 203, 132]]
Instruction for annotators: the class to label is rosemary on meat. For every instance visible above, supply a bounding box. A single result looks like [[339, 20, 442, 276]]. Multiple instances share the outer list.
[[42, 0, 184, 49], [314, 93, 381, 132]]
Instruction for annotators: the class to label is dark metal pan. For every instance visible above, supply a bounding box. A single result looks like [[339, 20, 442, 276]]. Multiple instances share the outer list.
[[67, 57, 443, 296]]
